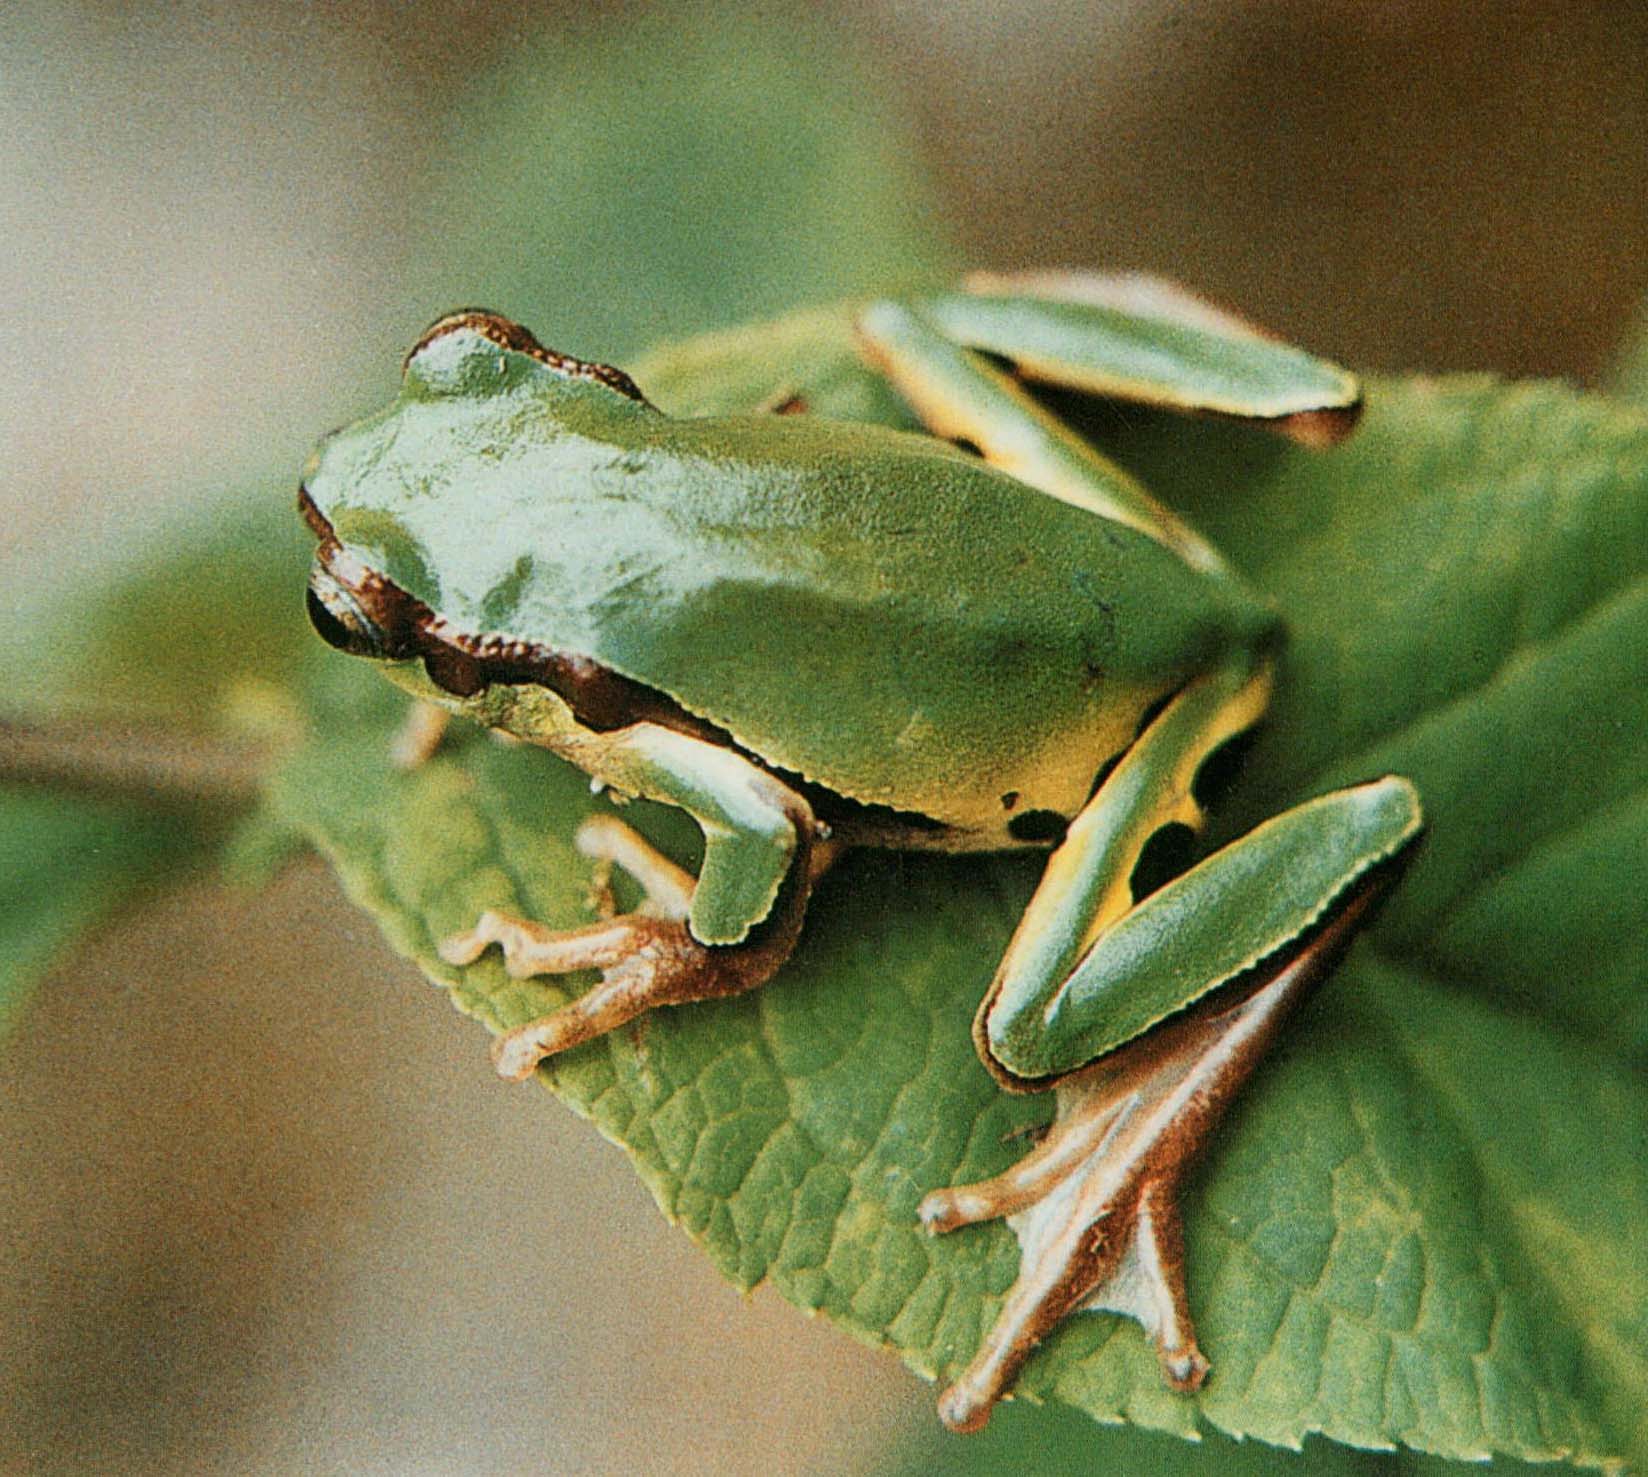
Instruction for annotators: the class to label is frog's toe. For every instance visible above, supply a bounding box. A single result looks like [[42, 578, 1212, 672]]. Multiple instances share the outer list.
[[478, 913, 709, 1073], [935, 1376, 998, 1436], [927, 1093, 1211, 1429], [492, 1027, 554, 1082], [473, 906, 801, 1079], [388, 699, 451, 770], [573, 815, 695, 920], [436, 922, 489, 968], [437, 910, 511, 968], [1163, 1342, 1211, 1392], [485, 937, 694, 1076], [450, 810, 821, 1080], [438, 910, 637, 978], [918, 1181, 1028, 1235], [925, 1075, 1175, 1429], [915, 1189, 969, 1234]]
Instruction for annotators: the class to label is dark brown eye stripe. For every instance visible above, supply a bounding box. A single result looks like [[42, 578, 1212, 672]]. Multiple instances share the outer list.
[[303, 503, 716, 739], [297, 485, 333, 541], [405, 308, 653, 407]]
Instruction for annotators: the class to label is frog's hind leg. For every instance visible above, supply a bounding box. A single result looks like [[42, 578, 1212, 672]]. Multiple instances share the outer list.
[[924, 882, 1385, 1430], [915, 654, 1421, 1429], [855, 298, 1227, 576], [904, 270, 1363, 446]]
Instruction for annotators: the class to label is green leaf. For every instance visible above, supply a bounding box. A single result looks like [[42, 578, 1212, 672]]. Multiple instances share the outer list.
[[892, 1395, 1571, 1477], [272, 308, 1648, 1473], [0, 789, 197, 1032], [1609, 301, 1648, 407]]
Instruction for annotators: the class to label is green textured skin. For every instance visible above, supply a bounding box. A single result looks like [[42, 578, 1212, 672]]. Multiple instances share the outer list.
[[301, 321, 1277, 836]]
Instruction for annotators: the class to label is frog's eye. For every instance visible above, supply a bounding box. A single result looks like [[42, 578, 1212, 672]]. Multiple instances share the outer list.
[[307, 557, 411, 661], [408, 309, 547, 367], [402, 310, 524, 396]]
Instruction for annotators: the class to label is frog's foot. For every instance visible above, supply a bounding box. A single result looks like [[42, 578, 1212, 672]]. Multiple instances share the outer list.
[[439, 816, 808, 1080], [389, 699, 452, 770], [920, 881, 1380, 1433], [455, 910, 753, 1079]]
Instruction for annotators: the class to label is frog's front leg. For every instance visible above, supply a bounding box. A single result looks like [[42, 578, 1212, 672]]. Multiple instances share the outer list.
[[919, 662, 1421, 1429], [439, 722, 829, 1079]]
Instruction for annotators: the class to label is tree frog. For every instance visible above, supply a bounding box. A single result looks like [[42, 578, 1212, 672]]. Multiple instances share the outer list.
[[300, 273, 1422, 1431]]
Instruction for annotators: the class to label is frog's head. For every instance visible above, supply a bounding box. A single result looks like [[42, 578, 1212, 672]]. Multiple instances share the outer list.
[[297, 311, 539, 663], [299, 309, 655, 663]]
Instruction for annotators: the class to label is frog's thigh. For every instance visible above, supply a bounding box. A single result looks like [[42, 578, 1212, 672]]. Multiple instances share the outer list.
[[854, 298, 1223, 575]]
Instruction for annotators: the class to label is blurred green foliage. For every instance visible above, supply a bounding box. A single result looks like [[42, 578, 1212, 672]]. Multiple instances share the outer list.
[[414, 8, 956, 357], [1611, 302, 1648, 407], [0, 793, 195, 1035]]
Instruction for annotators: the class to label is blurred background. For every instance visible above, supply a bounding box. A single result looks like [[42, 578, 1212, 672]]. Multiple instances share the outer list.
[[2, 2, 1645, 1472]]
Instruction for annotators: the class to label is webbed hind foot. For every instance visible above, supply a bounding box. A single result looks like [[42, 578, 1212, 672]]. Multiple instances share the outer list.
[[923, 877, 1387, 1432]]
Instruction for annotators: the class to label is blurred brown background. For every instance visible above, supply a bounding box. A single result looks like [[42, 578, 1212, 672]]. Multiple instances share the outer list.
[[2, 2, 1645, 1473]]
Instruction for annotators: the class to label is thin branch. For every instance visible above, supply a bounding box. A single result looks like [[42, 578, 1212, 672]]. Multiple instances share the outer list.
[[0, 713, 269, 811]]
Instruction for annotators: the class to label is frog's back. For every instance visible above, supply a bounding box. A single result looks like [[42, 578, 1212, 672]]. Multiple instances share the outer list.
[[323, 385, 1274, 835]]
